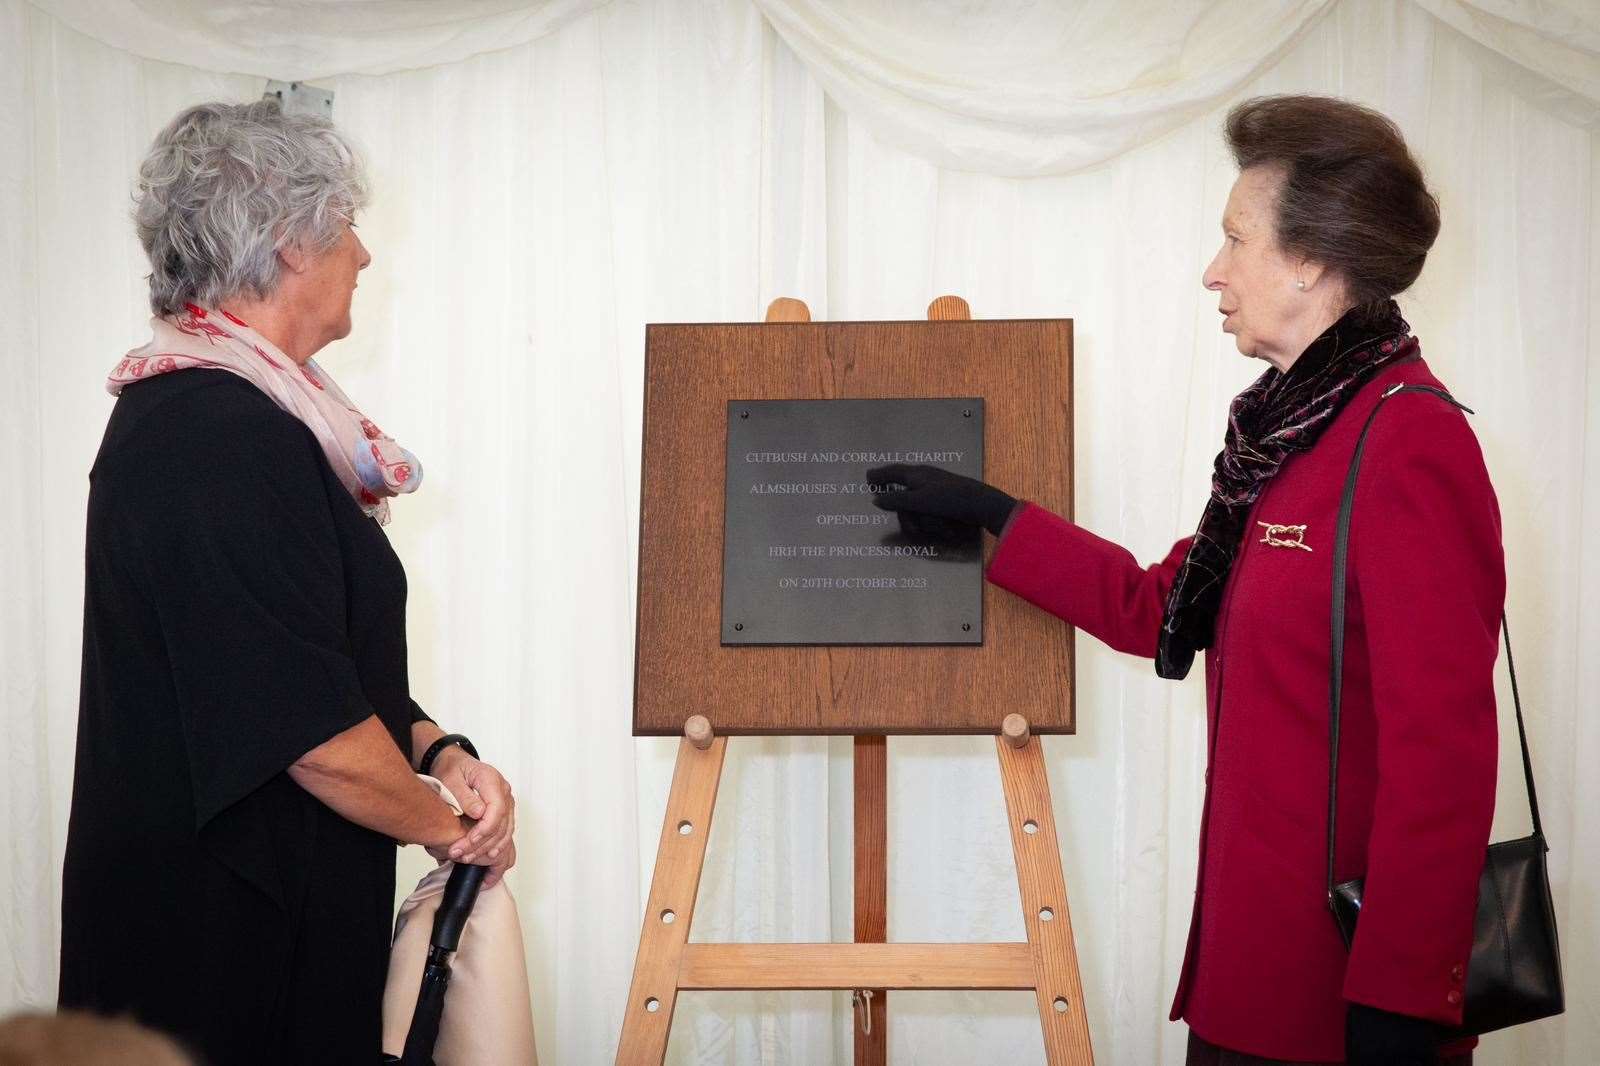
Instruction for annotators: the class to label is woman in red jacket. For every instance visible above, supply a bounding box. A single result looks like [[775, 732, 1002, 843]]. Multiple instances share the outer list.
[[872, 95, 1499, 1066]]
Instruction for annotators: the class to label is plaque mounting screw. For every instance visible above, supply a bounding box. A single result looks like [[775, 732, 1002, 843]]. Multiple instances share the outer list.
[[740, 410, 749, 419], [962, 622, 972, 631], [962, 408, 972, 417], [733, 622, 744, 631]]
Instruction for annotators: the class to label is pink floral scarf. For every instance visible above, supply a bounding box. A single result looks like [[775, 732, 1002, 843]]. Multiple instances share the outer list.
[[108, 304, 421, 524]]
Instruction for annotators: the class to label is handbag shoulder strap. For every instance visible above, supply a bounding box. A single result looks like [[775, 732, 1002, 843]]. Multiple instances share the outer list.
[[1327, 383, 1544, 910]]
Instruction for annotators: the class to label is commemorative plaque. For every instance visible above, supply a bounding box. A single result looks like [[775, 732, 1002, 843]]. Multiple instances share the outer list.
[[633, 316, 1073, 736], [721, 398, 984, 645]]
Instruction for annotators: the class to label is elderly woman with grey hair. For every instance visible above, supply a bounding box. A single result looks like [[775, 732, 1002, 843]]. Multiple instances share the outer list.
[[58, 100, 516, 1065]]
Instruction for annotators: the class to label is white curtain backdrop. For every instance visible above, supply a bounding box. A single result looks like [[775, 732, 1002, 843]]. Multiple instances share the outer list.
[[28, 0, 612, 80], [2, 1, 1596, 1064]]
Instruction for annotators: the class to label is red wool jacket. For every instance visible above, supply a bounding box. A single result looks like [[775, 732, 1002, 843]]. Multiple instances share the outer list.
[[987, 356, 1502, 1061]]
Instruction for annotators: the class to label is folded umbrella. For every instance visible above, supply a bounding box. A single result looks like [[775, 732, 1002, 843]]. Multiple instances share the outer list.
[[390, 861, 487, 1065], [383, 777, 539, 1066]]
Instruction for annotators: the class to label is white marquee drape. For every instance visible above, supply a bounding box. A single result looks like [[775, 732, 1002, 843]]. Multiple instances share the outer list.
[[28, 0, 613, 80], [2, 1, 1596, 1064], [24, 0, 1600, 173]]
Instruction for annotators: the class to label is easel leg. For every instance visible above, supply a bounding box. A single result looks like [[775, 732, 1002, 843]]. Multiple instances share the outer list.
[[996, 727, 1095, 1066], [853, 735, 888, 1065], [615, 728, 728, 1066]]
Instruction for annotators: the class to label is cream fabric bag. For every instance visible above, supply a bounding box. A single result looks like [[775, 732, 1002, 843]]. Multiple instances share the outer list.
[[382, 777, 539, 1065]]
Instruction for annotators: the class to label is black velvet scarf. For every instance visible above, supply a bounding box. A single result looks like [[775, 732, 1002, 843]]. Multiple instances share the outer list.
[[1155, 300, 1416, 679]]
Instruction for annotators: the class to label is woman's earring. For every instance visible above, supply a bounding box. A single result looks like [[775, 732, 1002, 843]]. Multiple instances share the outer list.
[[1296, 279, 1305, 290]]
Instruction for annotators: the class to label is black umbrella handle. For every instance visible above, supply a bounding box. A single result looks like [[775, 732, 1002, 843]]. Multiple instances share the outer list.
[[431, 860, 488, 952], [395, 862, 490, 1065]]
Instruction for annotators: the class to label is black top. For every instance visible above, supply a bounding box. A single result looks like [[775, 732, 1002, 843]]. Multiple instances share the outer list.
[[60, 370, 430, 1065]]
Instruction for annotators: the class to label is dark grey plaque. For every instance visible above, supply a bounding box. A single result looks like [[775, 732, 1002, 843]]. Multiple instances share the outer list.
[[721, 398, 984, 645]]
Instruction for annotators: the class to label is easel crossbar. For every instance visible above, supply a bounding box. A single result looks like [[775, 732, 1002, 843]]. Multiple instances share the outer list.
[[677, 943, 1036, 990]]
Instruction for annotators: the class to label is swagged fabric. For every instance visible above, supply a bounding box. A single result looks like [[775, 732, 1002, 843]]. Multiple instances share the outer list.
[[1155, 300, 1415, 679]]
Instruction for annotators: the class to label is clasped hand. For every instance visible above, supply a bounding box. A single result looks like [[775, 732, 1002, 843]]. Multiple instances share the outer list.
[[426, 746, 517, 890]]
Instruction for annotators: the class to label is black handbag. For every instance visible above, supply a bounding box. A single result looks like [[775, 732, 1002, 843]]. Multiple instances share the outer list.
[[1326, 382, 1564, 1038]]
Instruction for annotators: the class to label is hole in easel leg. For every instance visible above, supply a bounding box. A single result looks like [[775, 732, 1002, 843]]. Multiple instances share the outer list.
[[1023, 820, 1039, 835], [1052, 996, 1069, 1013], [1039, 907, 1055, 922], [660, 909, 676, 924], [645, 997, 661, 1013], [677, 820, 693, 836]]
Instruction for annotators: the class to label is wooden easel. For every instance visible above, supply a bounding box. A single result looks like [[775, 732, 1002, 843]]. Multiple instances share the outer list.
[[616, 298, 1092, 1065]]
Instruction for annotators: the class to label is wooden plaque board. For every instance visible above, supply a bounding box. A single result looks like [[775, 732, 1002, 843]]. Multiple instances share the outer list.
[[634, 318, 1073, 736]]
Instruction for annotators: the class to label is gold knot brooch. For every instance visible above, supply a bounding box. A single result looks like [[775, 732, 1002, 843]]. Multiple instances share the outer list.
[[1257, 521, 1312, 551]]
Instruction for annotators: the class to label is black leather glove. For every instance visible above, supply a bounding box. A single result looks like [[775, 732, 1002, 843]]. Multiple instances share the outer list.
[[1345, 1003, 1447, 1066], [866, 464, 1019, 537]]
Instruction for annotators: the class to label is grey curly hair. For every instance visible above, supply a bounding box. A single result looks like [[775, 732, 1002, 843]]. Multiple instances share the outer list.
[[134, 99, 369, 316]]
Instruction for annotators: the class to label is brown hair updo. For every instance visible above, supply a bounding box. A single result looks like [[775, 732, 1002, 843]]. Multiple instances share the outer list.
[[1225, 94, 1439, 314]]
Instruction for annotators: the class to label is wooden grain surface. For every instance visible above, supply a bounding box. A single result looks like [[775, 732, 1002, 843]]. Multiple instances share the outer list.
[[614, 735, 727, 1065], [853, 735, 888, 1064], [926, 295, 971, 321], [997, 733, 1095, 1065], [765, 297, 812, 322], [634, 319, 1075, 735], [677, 943, 1035, 990]]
